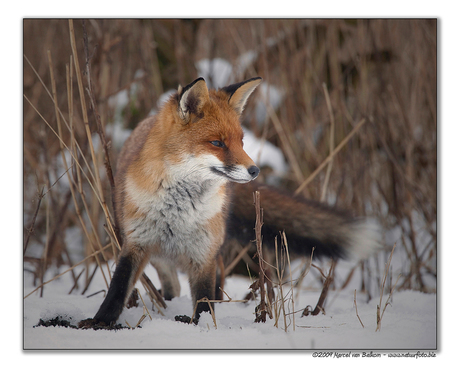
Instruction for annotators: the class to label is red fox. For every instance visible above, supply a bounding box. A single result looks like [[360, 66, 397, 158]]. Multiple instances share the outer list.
[[80, 77, 263, 327], [80, 77, 381, 328]]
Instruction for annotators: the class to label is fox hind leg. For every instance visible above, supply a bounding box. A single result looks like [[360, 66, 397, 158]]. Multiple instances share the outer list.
[[151, 259, 181, 300]]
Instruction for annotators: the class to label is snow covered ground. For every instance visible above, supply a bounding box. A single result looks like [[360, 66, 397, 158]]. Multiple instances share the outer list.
[[23, 254, 436, 351]]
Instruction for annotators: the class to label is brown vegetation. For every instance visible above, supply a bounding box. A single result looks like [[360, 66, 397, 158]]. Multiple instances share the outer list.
[[23, 19, 436, 299]]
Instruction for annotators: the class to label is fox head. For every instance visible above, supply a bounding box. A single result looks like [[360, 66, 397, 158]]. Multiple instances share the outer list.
[[163, 77, 262, 184]]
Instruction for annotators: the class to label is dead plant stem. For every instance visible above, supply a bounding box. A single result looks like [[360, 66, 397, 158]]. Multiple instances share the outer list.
[[295, 118, 366, 195], [253, 190, 268, 323], [376, 242, 399, 331], [354, 289, 365, 328], [24, 243, 112, 299], [320, 82, 335, 202], [282, 232, 295, 331]]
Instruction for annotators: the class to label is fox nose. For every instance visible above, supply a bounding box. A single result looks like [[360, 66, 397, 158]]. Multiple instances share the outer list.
[[248, 165, 260, 179]]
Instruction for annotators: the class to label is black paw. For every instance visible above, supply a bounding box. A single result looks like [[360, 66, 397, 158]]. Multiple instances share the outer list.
[[78, 318, 126, 330], [175, 315, 198, 325]]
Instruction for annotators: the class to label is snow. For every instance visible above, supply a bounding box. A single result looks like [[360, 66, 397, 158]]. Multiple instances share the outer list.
[[195, 57, 286, 126], [242, 127, 288, 177], [23, 256, 436, 350], [196, 58, 233, 88]]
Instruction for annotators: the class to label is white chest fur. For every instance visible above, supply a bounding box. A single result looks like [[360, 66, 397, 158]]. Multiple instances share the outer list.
[[124, 158, 227, 266]]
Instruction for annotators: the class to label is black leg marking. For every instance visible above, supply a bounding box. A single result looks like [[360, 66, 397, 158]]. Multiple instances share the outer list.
[[93, 255, 133, 325], [190, 266, 217, 320]]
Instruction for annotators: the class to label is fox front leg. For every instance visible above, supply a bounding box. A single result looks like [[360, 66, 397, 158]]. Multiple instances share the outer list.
[[175, 261, 217, 324], [79, 244, 151, 328]]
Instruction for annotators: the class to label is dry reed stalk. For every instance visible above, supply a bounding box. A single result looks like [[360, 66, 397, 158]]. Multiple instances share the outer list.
[[24, 93, 105, 226], [23, 187, 45, 256], [273, 236, 285, 329], [224, 242, 252, 276], [253, 190, 268, 323], [271, 232, 299, 332], [281, 232, 295, 331], [24, 243, 112, 299], [81, 21, 123, 250], [294, 247, 314, 299], [376, 242, 401, 331], [265, 103, 305, 186], [136, 288, 153, 322], [189, 292, 250, 328], [190, 297, 217, 328], [140, 273, 167, 310], [24, 54, 99, 190], [302, 260, 336, 317], [295, 118, 366, 196], [81, 263, 99, 295], [68, 268, 85, 295], [47, 49, 111, 289], [40, 187, 50, 297], [320, 82, 335, 202], [354, 289, 365, 328], [27, 21, 126, 295], [69, 20, 121, 257]]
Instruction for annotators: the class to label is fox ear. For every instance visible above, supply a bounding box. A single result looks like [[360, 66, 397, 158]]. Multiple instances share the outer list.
[[178, 77, 209, 124], [222, 77, 262, 115]]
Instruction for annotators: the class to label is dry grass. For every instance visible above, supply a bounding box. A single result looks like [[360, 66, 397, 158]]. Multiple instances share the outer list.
[[376, 243, 402, 331], [23, 19, 436, 302]]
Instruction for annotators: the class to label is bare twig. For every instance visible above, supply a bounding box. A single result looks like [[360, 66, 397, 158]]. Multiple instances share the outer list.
[[253, 191, 268, 323], [295, 118, 367, 196], [190, 297, 217, 329], [80, 20, 122, 247], [281, 232, 295, 331], [294, 247, 314, 298], [24, 243, 112, 299], [68, 268, 85, 295], [224, 242, 252, 276], [136, 288, 153, 324], [303, 260, 336, 317], [140, 272, 167, 310], [81, 263, 99, 295], [189, 291, 249, 328], [376, 242, 400, 332], [48, 49, 111, 289], [23, 186, 44, 256], [273, 236, 285, 329], [354, 289, 365, 328], [320, 82, 335, 202], [69, 20, 121, 255]]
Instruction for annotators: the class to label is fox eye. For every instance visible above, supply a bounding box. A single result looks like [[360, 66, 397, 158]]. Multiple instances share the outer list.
[[210, 140, 226, 148]]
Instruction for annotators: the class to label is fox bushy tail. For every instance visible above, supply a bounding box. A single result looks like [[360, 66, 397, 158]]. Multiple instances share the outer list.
[[227, 182, 381, 261]]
